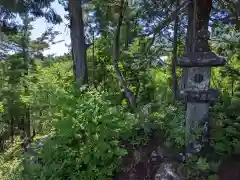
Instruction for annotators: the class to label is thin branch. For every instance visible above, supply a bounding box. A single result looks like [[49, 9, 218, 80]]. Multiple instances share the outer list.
[[113, 0, 136, 108], [144, 0, 190, 54]]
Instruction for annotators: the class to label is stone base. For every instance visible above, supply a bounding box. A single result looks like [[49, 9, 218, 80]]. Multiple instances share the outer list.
[[113, 130, 185, 180]]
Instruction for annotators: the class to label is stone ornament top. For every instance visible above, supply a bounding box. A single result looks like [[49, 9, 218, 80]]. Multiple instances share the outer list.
[[177, 51, 226, 67]]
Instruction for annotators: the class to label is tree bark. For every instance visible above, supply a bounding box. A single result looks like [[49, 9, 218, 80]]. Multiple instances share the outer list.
[[92, 30, 95, 86], [113, 0, 136, 109], [21, 13, 31, 138], [172, 0, 179, 101], [69, 0, 88, 84], [181, 0, 194, 107]]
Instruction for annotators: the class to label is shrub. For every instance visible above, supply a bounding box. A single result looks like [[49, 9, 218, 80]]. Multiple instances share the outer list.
[[1, 60, 138, 179]]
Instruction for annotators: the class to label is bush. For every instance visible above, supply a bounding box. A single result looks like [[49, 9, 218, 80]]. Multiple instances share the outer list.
[[0, 61, 140, 179], [30, 91, 137, 180]]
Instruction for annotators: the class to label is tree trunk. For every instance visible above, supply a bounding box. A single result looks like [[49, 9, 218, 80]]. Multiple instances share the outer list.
[[92, 31, 95, 86], [71, 47, 76, 80], [69, 0, 88, 84], [124, 7, 130, 50], [181, 1, 194, 107], [8, 100, 14, 143], [21, 13, 31, 138], [171, 0, 179, 101], [113, 0, 136, 109]]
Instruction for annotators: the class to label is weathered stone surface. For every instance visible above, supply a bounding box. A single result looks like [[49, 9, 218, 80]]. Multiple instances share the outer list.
[[114, 130, 185, 180], [177, 52, 226, 67], [187, 67, 210, 89], [179, 88, 220, 103], [155, 162, 182, 180]]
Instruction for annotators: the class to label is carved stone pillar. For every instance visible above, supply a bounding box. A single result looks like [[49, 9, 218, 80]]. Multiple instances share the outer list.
[[177, 0, 226, 154]]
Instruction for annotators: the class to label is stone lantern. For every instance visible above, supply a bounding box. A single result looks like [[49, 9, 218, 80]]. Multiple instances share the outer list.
[[177, 29, 226, 154]]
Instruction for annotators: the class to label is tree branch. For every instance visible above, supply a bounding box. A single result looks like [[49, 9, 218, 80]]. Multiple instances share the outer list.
[[113, 0, 136, 109], [144, 0, 189, 54]]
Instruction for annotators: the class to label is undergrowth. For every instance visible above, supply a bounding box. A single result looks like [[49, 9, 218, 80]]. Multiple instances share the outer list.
[[0, 61, 240, 180]]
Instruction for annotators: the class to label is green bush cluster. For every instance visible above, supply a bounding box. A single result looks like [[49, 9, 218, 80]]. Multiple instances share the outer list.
[[21, 93, 137, 180], [1, 56, 240, 180], [0, 60, 187, 180], [0, 61, 137, 180]]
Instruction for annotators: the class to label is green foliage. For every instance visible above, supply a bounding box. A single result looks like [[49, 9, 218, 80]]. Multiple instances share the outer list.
[[23, 93, 136, 180], [153, 103, 185, 148], [1, 1, 240, 180], [0, 59, 186, 180], [0, 60, 136, 180], [210, 84, 240, 156]]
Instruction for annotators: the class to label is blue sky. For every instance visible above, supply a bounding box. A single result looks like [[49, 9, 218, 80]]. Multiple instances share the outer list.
[[30, 1, 70, 56]]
